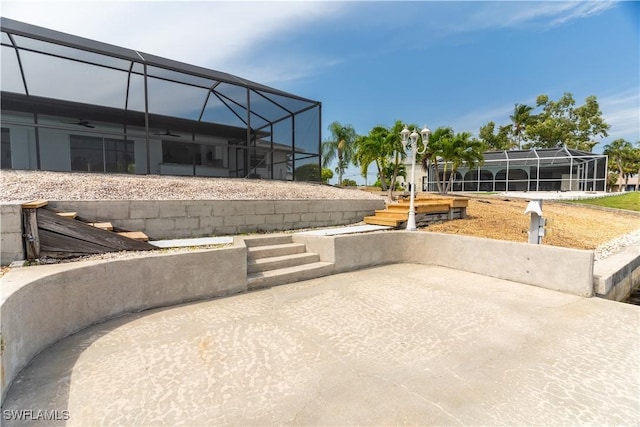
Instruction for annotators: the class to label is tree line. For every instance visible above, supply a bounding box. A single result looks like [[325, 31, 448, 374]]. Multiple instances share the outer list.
[[316, 92, 639, 193]]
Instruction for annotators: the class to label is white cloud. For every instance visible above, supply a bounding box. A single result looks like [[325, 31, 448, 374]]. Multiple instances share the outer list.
[[599, 88, 640, 142], [1, 1, 346, 83], [435, 1, 618, 35]]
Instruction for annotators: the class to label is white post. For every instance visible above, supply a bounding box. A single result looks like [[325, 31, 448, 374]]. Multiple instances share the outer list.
[[525, 200, 545, 244], [401, 126, 429, 231], [407, 148, 417, 231]]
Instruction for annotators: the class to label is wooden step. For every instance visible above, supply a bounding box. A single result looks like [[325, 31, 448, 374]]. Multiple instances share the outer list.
[[385, 203, 450, 214], [21, 200, 48, 209], [88, 222, 113, 231], [374, 210, 409, 218], [363, 216, 402, 227], [56, 212, 77, 219], [117, 231, 149, 242], [414, 203, 450, 214]]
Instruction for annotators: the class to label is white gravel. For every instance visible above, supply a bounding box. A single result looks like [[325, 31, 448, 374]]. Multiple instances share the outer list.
[[593, 229, 640, 261], [2, 170, 635, 263], [0, 170, 384, 202]]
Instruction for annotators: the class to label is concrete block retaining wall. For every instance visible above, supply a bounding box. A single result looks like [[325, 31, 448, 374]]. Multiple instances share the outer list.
[[0, 199, 384, 264], [0, 203, 23, 265], [0, 231, 601, 401], [48, 200, 383, 240]]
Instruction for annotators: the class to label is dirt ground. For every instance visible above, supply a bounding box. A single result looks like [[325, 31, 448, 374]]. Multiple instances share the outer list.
[[422, 195, 639, 250]]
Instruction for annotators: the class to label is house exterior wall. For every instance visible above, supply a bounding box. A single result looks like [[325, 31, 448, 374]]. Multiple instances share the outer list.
[[612, 175, 639, 192]]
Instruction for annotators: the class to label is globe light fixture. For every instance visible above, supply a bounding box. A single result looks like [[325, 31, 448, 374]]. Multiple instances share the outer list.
[[401, 125, 430, 231]]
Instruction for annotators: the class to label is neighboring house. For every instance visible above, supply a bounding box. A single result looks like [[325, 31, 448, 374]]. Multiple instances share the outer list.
[[0, 18, 322, 180], [400, 147, 608, 193], [611, 174, 639, 192]]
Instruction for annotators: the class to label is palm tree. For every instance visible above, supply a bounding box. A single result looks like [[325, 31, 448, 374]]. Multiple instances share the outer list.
[[353, 126, 390, 190], [421, 128, 484, 194], [353, 121, 408, 200], [421, 126, 454, 194], [603, 138, 634, 192], [451, 132, 484, 192], [322, 121, 357, 186], [510, 103, 534, 149]]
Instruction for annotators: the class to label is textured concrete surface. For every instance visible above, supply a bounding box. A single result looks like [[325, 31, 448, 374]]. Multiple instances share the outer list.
[[2, 264, 638, 426]]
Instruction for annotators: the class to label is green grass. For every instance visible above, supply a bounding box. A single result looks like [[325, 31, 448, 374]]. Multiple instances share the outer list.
[[567, 192, 640, 212]]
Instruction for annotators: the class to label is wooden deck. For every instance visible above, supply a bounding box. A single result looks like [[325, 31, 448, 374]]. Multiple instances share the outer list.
[[364, 195, 468, 228]]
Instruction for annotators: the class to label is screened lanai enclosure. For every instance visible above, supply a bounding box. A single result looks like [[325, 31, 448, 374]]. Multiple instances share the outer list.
[[0, 18, 322, 180], [422, 148, 608, 193]]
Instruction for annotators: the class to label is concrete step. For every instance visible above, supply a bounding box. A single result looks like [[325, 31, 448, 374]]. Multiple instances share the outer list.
[[247, 252, 320, 274], [248, 262, 334, 290], [243, 234, 293, 248], [247, 242, 306, 260]]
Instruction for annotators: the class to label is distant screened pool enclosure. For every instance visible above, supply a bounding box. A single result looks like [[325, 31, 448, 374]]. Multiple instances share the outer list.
[[0, 18, 322, 180], [422, 147, 608, 193]]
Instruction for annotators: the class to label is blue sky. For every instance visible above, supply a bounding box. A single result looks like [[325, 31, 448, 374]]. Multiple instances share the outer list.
[[2, 1, 638, 184]]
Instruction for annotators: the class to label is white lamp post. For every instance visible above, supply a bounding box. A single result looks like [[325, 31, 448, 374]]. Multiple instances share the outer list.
[[401, 125, 430, 231]]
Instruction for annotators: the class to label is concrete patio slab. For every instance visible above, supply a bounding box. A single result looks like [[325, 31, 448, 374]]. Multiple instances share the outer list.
[[2, 264, 638, 426]]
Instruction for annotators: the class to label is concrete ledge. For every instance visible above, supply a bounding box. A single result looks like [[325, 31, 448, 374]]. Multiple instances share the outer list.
[[295, 231, 594, 297], [594, 245, 640, 301], [401, 232, 594, 297], [1, 246, 247, 401]]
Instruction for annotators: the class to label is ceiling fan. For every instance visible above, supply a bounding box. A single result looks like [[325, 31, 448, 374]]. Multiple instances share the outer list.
[[64, 119, 95, 128], [154, 129, 181, 137]]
